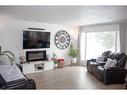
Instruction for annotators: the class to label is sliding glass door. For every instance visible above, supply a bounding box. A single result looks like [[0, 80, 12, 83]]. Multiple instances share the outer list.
[[80, 31, 118, 65]]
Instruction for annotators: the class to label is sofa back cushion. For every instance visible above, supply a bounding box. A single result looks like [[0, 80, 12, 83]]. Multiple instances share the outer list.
[[115, 54, 127, 67], [101, 51, 112, 62], [0, 56, 11, 65], [109, 53, 115, 60], [96, 56, 105, 63], [109, 52, 127, 67], [114, 52, 125, 60]]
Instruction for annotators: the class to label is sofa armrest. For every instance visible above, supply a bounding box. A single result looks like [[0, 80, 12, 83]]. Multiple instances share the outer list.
[[87, 59, 96, 63], [103, 66, 127, 85], [104, 66, 127, 75], [91, 58, 96, 62], [98, 61, 106, 66]]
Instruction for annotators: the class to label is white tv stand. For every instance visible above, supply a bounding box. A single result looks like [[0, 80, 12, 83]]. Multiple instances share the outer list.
[[21, 60, 54, 74]]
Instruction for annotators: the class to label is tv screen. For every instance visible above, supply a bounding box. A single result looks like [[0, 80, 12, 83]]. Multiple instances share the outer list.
[[23, 31, 50, 49]]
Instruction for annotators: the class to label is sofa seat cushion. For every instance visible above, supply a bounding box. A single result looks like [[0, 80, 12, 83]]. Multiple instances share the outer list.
[[97, 66, 104, 71]]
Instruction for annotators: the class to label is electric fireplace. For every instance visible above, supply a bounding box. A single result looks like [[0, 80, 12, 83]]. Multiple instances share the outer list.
[[26, 50, 46, 62]]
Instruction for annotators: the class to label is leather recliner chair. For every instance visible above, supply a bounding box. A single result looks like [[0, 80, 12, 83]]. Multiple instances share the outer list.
[[86, 51, 127, 85], [0, 64, 36, 89]]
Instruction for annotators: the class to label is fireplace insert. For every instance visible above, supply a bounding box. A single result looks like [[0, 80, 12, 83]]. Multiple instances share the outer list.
[[26, 50, 46, 62]]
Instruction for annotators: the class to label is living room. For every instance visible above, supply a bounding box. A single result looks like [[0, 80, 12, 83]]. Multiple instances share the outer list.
[[1, 3, 127, 93]]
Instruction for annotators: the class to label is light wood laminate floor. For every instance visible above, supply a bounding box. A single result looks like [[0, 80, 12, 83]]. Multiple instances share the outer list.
[[26, 66, 125, 89]]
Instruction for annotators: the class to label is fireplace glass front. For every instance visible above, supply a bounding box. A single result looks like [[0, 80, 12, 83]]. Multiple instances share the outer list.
[[26, 50, 46, 62]]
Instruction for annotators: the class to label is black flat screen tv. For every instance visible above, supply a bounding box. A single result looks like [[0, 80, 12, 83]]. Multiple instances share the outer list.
[[23, 31, 51, 49]]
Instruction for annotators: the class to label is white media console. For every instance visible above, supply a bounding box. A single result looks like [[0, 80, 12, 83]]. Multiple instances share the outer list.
[[21, 60, 54, 74]]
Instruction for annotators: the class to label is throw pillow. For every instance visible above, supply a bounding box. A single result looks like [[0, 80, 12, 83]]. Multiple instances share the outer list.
[[0, 65, 26, 82], [104, 58, 117, 69]]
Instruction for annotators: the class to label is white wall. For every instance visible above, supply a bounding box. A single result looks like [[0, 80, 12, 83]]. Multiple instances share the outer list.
[[0, 20, 76, 65]]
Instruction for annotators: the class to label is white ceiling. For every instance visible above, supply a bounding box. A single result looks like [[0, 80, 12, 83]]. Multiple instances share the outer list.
[[0, 6, 127, 26]]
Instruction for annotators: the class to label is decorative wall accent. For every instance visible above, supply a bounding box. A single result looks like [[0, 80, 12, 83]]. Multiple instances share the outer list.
[[54, 30, 70, 49]]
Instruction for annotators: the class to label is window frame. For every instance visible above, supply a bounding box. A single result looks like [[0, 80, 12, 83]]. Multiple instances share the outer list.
[[80, 30, 119, 64]]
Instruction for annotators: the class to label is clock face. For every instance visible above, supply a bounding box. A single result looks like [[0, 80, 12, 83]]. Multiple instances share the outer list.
[[54, 30, 70, 49]]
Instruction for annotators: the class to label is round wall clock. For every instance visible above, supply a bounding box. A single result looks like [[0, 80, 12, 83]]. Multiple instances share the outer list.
[[54, 30, 70, 49]]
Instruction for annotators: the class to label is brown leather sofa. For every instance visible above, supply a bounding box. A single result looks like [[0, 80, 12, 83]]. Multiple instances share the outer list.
[[86, 51, 127, 85]]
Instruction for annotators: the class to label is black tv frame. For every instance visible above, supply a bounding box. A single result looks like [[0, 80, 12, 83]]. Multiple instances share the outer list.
[[23, 30, 51, 49]]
